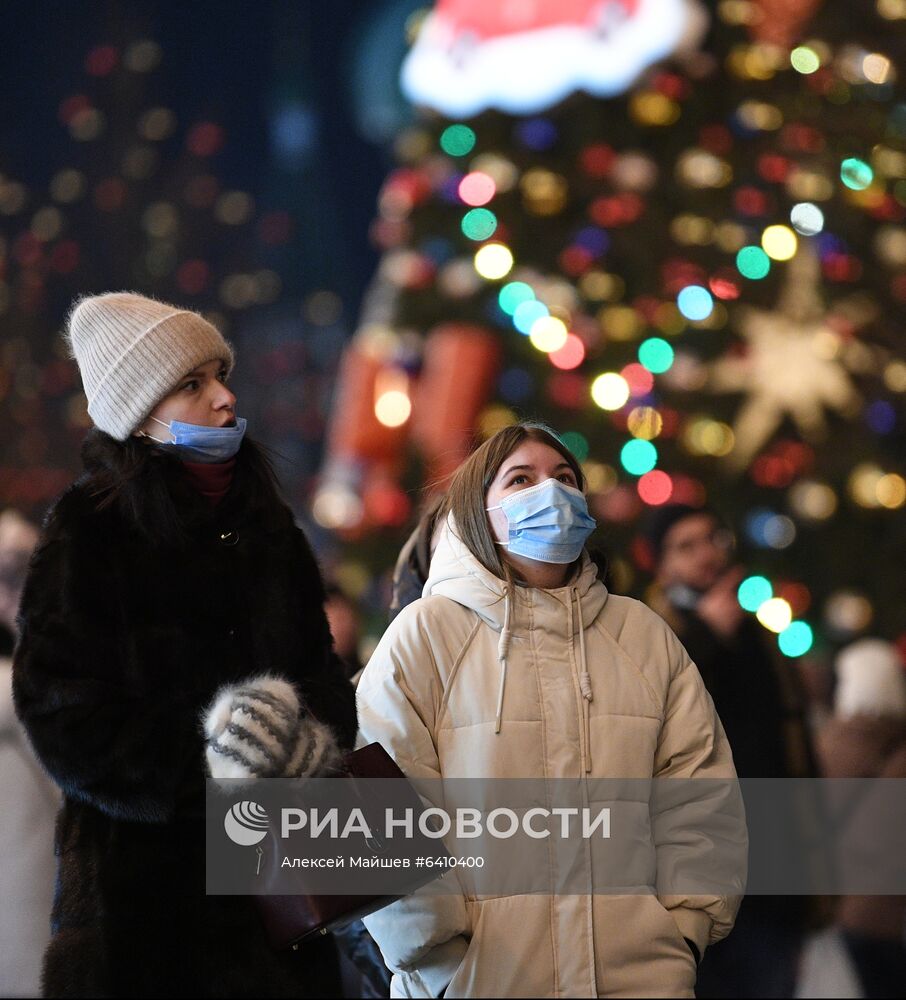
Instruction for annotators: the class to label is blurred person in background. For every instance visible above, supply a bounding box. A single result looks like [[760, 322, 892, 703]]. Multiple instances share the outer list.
[[388, 495, 445, 622], [324, 583, 364, 681], [643, 503, 816, 998], [13, 292, 356, 998], [356, 422, 745, 999], [816, 638, 906, 999], [0, 509, 58, 998]]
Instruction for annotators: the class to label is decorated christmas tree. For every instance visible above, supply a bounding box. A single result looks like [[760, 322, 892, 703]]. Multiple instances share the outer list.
[[319, 0, 906, 659]]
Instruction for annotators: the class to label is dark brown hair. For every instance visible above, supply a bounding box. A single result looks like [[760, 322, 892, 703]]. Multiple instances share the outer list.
[[438, 422, 586, 580], [81, 430, 286, 548]]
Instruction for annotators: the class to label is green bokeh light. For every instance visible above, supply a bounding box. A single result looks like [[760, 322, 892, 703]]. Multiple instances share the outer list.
[[638, 337, 675, 374], [560, 431, 590, 462], [620, 439, 658, 475], [461, 207, 498, 241], [498, 282, 535, 315], [738, 575, 773, 612], [440, 124, 477, 157], [736, 245, 771, 280], [778, 621, 814, 657], [840, 157, 873, 191]]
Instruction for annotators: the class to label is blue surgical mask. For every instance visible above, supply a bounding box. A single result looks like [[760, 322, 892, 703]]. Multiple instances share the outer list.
[[143, 416, 247, 463], [487, 478, 597, 565]]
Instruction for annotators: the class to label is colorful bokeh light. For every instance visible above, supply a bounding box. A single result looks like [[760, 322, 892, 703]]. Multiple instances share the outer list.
[[498, 281, 535, 315], [591, 372, 630, 410], [374, 390, 412, 428], [513, 299, 549, 333], [473, 242, 513, 279], [778, 621, 814, 657], [620, 439, 658, 475], [840, 157, 873, 191], [738, 575, 772, 611], [736, 245, 771, 279], [638, 337, 675, 374], [440, 124, 476, 157], [761, 225, 798, 261], [529, 316, 569, 353], [790, 202, 824, 235], [461, 207, 498, 241], [458, 171, 496, 206], [638, 470, 673, 504], [677, 285, 714, 321], [757, 597, 794, 633], [549, 333, 586, 370], [790, 46, 821, 74]]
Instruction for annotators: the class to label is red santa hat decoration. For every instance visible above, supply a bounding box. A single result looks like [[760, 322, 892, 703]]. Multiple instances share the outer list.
[[401, 0, 708, 116]]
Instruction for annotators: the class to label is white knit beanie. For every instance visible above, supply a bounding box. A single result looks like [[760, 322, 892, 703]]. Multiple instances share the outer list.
[[66, 291, 235, 441]]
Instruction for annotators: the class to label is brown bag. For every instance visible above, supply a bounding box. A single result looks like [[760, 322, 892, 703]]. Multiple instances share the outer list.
[[255, 742, 446, 950]]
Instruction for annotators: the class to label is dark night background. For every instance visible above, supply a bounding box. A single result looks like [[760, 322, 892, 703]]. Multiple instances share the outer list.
[[0, 1, 420, 546]]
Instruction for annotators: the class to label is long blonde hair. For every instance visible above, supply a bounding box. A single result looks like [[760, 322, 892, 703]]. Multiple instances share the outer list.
[[438, 423, 586, 580]]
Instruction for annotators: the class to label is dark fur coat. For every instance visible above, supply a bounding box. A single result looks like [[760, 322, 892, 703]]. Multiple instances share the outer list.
[[12, 431, 357, 998]]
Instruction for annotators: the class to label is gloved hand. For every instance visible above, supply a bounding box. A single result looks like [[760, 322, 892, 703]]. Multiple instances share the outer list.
[[203, 674, 343, 785]]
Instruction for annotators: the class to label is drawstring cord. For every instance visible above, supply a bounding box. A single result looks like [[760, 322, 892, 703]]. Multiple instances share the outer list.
[[575, 589, 593, 773], [493, 583, 593, 773], [494, 586, 513, 734]]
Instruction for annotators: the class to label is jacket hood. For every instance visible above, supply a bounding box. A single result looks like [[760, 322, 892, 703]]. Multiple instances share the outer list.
[[424, 513, 608, 634]]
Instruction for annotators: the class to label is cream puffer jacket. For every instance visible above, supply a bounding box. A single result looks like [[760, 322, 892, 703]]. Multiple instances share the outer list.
[[357, 517, 745, 998]]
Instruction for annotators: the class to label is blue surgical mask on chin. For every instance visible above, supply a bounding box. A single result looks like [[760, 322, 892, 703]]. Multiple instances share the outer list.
[[143, 416, 247, 463], [486, 478, 597, 565]]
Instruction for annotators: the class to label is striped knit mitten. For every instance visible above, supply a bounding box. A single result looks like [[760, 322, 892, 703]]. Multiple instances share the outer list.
[[203, 674, 343, 784]]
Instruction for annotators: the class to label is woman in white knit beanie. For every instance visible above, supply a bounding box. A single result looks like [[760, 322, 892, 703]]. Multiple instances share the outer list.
[[12, 292, 356, 998]]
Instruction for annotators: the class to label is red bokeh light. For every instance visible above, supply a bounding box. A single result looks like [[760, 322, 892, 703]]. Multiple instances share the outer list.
[[621, 363, 655, 397], [85, 46, 118, 77], [757, 154, 790, 183], [670, 474, 707, 506], [751, 454, 796, 488], [652, 72, 688, 101], [559, 246, 594, 276], [549, 334, 586, 371], [822, 253, 862, 282], [579, 143, 615, 178], [546, 372, 588, 409], [589, 193, 644, 227], [50, 241, 80, 274], [187, 122, 225, 158], [709, 272, 741, 300], [776, 582, 811, 616], [734, 186, 770, 217], [698, 124, 733, 156], [176, 259, 210, 295], [638, 470, 674, 505]]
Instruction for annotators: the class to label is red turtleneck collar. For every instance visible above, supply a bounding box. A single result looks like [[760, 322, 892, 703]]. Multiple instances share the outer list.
[[181, 457, 236, 506]]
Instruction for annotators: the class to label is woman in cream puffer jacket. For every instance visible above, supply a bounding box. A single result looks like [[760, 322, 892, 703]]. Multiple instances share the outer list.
[[357, 424, 746, 999]]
